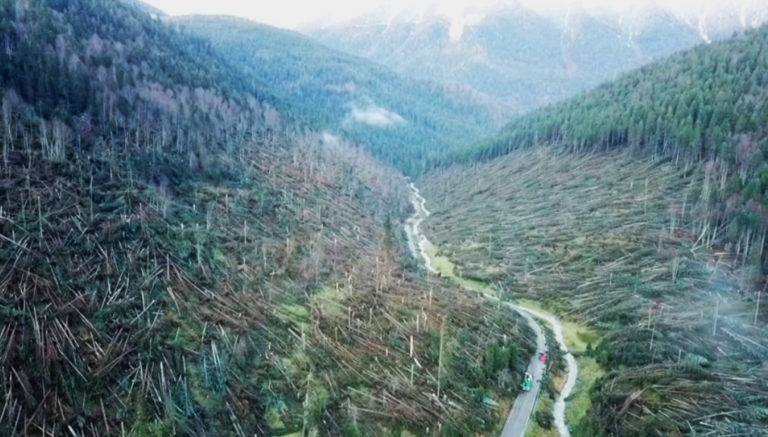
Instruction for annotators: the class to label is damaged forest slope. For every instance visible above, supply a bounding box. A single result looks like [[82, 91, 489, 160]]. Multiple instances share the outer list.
[[0, 1, 533, 435]]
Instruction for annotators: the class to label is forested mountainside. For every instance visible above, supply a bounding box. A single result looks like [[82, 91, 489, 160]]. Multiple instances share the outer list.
[[466, 23, 768, 274], [421, 148, 768, 436], [0, 1, 534, 435], [415, 22, 768, 436], [171, 15, 503, 175], [307, 3, 767, 116], [0, 0, 284, 149]]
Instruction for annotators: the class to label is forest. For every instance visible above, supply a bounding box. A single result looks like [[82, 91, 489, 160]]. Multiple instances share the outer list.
[[2, 0, 768, 436], [420, 148, 768, 435], [0, 0, 534, 435]]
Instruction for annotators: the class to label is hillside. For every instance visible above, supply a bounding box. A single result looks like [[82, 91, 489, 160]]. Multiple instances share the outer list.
[[308, 3, 768, 116], [466, 23, 768, 267], [0, 1, 534, 435], [420, 148, 768, 435], [171, 15, 504, 175], [416, 21, 768, 436]]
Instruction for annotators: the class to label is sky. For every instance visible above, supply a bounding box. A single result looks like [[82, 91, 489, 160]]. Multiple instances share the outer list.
[[141, 0, 760, 30]]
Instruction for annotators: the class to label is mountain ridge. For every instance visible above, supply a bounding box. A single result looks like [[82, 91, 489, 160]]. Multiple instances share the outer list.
[[307, 1, 768, 116], [415, 18, 768, 436]]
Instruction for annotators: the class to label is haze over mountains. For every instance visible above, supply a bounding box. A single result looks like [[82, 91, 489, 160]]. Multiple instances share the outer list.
[[308, 1, 768, 114]]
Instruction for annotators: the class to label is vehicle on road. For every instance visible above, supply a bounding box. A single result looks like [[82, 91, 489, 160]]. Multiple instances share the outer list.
[[521, 372, 533, 392]]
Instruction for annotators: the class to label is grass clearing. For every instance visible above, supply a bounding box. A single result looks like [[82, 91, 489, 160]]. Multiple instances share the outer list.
[[526, 397, 557, 437], [276, 303, 310, 330], [566, 357, 604, 431], [310, 285, 345, 318], [517, 299, 601, 353]]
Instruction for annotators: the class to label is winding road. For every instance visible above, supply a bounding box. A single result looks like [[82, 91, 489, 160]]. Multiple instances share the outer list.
[[404, 183, 578, 437]]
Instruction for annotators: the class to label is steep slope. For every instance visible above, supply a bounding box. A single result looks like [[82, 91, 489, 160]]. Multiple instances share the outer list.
[[471, 23, 768, 259], [417, 22, 768, 436], [307, 3, 767, 116], [0, 1, 534, 435], [171, 15, 504, 175], [420, 148, 768, 435]]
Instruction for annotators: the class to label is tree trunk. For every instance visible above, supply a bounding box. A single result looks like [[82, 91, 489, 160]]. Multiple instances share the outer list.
[[437, 317, 445, 398]]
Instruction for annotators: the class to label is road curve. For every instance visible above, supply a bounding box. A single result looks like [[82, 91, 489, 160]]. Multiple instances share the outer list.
[[499, 306, 547, 437], [404, 183, 577, 437]]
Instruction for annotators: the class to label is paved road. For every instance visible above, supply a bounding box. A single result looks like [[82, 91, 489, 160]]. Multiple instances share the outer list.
[[500, 305, 547, 437], [520, 308, 578, 437], [405, 183, 547, 436]]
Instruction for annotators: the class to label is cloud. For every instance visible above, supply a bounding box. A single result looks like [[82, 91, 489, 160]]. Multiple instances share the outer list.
[[321, 131, 342, 145], [345, 104, 406, 128]]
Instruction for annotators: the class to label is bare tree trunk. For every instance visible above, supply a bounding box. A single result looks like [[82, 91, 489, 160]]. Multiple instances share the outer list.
[[755, 285, 764, 326], [437, 317, 445, 398], [644, 178, 648, 214], [2, 94, 11, 169], [39, 119, 50, 158]]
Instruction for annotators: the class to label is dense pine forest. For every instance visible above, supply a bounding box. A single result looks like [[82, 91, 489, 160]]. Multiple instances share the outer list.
[[0, 1, 534, 435]]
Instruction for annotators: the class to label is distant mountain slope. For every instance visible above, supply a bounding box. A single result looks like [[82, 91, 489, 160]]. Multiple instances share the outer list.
[[0, 1, 533, 435], [307, 3, 767, 115], [173, 15, 504, 175], [0, 0, 282, 145], [469, 23, 768, 256]]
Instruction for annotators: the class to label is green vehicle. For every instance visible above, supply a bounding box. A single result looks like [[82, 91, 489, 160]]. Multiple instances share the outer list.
[[521, 372, 533, 392]]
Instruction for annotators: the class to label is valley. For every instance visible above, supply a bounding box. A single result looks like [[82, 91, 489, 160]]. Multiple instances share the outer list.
[[0, 1, 535, 435], [1, 0, 768, 436], [405, 182, 580, 437], [307, 1, 768, 115]]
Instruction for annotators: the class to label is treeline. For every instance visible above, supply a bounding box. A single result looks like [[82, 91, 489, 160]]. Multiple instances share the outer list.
[[450, 24, 768, 269]]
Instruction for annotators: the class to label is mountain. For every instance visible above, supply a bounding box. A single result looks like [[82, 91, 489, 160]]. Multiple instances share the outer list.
[[416, 22, 768, 436], [5, 0, 767, 435], [0, 1, 533, 435], [469, 23, 768, 244], [307, 2, 768, 116], [171, 15, 505, 175]]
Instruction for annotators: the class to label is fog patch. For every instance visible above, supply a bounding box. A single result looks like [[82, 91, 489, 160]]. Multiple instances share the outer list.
[[345, 104, 406, 128], [321, 131, 342, 146]]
